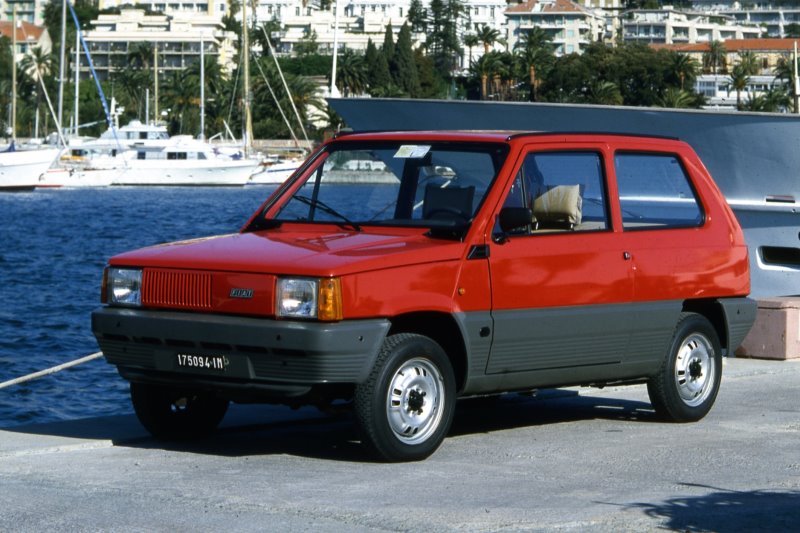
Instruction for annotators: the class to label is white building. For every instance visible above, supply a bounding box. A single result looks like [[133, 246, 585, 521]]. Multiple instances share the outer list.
[[98, 0, 228, 19], [505, 0, 608, 56], [622, 7, 760, 44], [254, 0, 507, 60], [0, 19, 50, 61], [1, 0, 46, 25], [691, 0, 800, 38], [81, 9, 238, 80], [695, 73, 784, 109]]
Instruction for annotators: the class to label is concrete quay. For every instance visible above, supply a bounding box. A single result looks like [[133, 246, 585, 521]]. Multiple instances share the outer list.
[[1, 357, 798, 532]]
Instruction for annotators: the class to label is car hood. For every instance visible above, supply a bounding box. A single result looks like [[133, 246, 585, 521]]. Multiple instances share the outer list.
[[109, 226, 469, 276]]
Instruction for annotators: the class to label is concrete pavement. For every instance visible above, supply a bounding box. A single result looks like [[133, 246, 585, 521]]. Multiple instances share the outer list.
[[0, 357, 798, 532]]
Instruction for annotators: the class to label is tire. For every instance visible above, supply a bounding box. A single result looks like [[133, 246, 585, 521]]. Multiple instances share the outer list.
[[355, 334, 456, 462], [130, 382, 229, 439], [647, 313, 722, 422]]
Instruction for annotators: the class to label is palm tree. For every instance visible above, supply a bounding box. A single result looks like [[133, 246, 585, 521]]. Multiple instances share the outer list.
[[657, 87, 696, 108], [727, 63, 751, 109], [703, 40, 726, 75], [670, 52, 698, 90], [477, 25, 501, 54], [19, 47, 55, 134], [514, 27, 553, 101], [463, 33, 479, 68], [335, 48, 368, 97], [737, 50, 760, 76], [586, 80, 622, 105], [127, 41, 153, 71]]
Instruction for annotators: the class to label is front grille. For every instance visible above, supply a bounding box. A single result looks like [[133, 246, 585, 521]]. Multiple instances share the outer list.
[[142, 268, 212, 310]]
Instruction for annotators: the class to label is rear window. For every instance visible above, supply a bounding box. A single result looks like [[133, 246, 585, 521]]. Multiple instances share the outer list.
[[614, 153, 704, 229]]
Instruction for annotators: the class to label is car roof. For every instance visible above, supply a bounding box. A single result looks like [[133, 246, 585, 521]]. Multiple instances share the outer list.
[[332, 130, 681, 144]]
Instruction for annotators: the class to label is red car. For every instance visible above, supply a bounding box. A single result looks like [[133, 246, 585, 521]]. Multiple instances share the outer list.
[[93, 131, 756, 461]]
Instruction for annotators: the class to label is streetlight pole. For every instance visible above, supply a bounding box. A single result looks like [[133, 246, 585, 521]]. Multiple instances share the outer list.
[[330, 0, 341, 98]]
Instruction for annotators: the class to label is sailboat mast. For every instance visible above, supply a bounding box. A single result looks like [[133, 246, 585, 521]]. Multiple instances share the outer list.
[[154, 43, 159, 123], [242, 0, 253, 156], [11, 6, 16, 141], [74, 29, 79, 136], [57, 0, 67, 142], [200, 36, 205, 140]]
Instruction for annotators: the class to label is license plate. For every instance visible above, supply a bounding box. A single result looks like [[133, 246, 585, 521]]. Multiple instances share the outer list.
[[176, 353, 229, 372]]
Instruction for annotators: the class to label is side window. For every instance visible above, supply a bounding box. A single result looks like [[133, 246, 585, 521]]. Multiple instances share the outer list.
[[614, 153, 703, 229], [501, 151, 609, 233]]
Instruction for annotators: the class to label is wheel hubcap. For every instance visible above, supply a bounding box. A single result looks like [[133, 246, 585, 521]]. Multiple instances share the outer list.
[[386, 358, 445, 445], [675, 333, 715, 407]]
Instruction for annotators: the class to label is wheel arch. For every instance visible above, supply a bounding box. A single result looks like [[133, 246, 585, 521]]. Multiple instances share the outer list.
[[388, 311, 468, 393], [681, 299, 728, 352]]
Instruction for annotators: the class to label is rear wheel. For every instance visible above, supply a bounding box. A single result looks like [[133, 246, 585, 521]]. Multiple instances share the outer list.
[[130, 382, 229, 439], [355, 334, 456, 462], [647, 313, 722, 422]]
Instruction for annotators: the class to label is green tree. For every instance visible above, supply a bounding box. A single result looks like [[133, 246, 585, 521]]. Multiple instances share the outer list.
[[365, 39, 392, 95], [514, 27, 554, 101], [703, 40, 726, 74], [656, 87, 696, 108], [392, 24, 421, 96], [294, 29, 319, 57], [586, 80, 623, 105], [785, 23, 800, 38], [463, 33, 479, 67], [335, 48, 368, 97], [408, 0, 427, 33], [477, 24, 501, 54], [382, 24, 395, 65], [669, 52, 697, 90], [727, 63, 752, 109]]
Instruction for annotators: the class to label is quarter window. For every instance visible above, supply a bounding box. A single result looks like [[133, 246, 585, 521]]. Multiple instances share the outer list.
[[614, 153, 703, 229]]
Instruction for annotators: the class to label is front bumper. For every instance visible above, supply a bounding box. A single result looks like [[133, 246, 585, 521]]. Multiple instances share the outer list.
[[92, 307, 391, 390]]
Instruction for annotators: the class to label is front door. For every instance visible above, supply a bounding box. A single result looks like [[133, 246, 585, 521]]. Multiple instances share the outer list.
[[486, 145, 634, 375]]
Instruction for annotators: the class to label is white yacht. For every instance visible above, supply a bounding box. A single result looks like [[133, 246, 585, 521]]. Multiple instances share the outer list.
[[111, 136, 260, 186], [248, 155, 302, 185], [0, 143, 61, 191]]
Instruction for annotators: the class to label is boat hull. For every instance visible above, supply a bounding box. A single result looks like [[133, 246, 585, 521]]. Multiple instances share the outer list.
[[0, 148, 60, 191], [112, 159, 259, 186]]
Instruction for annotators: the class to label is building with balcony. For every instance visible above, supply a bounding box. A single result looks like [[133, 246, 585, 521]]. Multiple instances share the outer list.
[[1, 0, 47, 25], [691, 0, 800, 38], [622, 7, 760, 44], [255, 0, 507, 66], [81, 9, 237, 80], [97, 0, 228, 18], [505, 0, 607, 56]]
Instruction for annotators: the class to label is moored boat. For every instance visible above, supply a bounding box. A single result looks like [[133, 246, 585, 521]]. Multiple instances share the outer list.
[[0, 143, 60, 191]]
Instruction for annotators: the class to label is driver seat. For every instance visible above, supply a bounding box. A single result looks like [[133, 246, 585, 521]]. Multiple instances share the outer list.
[[423, 184, 475, 221]]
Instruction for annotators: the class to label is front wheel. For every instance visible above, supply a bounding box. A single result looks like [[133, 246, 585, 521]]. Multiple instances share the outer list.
[[647, 313, 722, 422], [355, 334, 456, 462], [130, 382, 229, 439]]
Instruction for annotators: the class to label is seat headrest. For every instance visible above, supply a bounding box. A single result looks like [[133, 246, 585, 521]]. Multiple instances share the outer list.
[[532, 185, 582, 228]]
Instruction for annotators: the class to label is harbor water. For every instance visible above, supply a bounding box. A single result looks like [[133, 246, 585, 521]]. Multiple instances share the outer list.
[[0, 186, 278, 427]]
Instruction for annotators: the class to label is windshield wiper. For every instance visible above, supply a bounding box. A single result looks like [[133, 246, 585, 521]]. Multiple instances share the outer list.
[[292, 195, 362, 231]]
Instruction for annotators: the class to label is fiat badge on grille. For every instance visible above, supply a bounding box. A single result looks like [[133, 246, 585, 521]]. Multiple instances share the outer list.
[[229, 288, 254, 299]]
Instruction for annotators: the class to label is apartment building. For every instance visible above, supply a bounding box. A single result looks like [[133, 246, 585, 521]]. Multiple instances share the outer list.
[[97, 0, 228, 18], [1, 0, 46, 25], [256, 0, 507, 62], [655, 38, 800, 75], [692, 0, 800, 38], [505, 0, 608, 56], [622, 7, 760, 44], [80, 9, 237, 80]]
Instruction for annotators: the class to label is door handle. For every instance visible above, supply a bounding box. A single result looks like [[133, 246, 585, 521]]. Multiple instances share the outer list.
[[623, 251, 632, 260]]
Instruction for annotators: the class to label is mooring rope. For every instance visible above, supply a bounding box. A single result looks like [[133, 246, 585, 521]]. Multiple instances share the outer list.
[[0, 352, 104, 390]]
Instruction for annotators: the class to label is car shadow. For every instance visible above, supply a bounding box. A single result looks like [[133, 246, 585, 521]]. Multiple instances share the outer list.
[[2, 388, 658, 462], [620, 483, 800, 532]]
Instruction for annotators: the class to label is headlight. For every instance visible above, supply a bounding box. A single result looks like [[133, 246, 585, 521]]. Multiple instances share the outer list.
[[277, 277, 342, 321], [106, 267, 142, 306]]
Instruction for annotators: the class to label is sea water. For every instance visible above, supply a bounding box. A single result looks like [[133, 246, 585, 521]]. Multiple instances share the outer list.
[[0, 186, 277, 427]]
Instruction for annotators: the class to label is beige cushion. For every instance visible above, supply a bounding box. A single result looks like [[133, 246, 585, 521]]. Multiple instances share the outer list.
[[532, 185, 582, 228]]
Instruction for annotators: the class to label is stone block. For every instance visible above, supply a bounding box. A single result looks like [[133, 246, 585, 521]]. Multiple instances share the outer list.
[[737, 297, 800, 360]]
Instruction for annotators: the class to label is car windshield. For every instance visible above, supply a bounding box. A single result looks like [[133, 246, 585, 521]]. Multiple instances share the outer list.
[[270, 141, 509, 231]]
